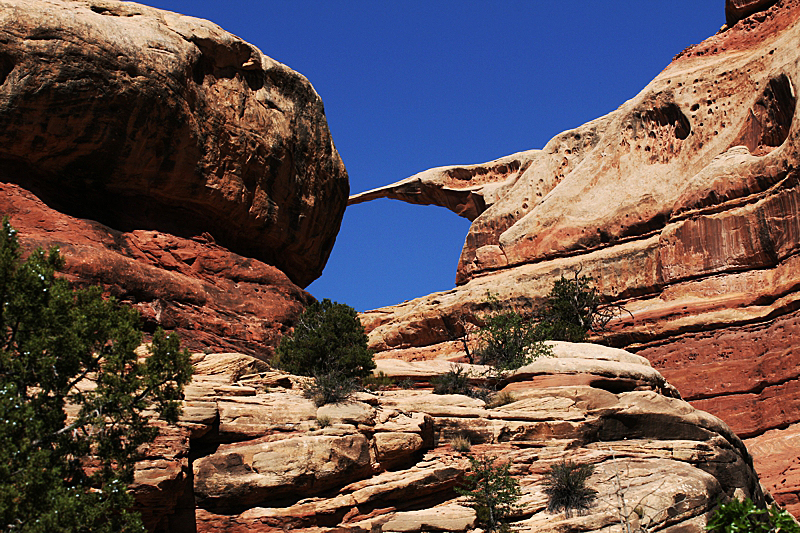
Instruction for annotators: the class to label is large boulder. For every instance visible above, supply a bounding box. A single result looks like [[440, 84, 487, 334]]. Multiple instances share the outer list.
[[353, 0, 800, 515], [0, 0, 348, 288]]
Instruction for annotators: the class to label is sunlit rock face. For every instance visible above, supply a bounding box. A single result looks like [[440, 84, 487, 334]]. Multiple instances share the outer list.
[[354, 0, 800, 516], [142, 344, 766, 533], [0, 0, 348, 289]]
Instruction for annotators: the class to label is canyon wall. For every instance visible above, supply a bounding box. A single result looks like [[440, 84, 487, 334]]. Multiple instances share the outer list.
[[356, 0, 800, 515]]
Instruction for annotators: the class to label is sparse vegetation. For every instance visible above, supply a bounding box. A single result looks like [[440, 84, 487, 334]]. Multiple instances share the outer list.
[[431, 365, 474, 396], [450, 434, 472, 453], [315, 415, 332, 428], [363, 370, 395, 391], [474, 294, 552, 370], [398, 378, 416, 389], [542, 460, 598, 518], [303, 369, 357, 407], [535, 269, 630, 342], [456, 455, 522, 533], [0, 218, 193, 532], [487, 390, 516, 408], [276, 298, 374, 406], [274, 298, 374, 380], [706, 498, 800, 533]]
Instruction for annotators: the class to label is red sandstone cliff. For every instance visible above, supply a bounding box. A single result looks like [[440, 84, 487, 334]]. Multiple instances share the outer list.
[[354, 0, 800, 515]]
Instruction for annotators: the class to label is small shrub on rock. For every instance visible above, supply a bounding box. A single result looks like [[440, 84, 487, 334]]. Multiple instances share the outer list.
[[363, 371, 395, 391], [474, 294, 552, 371], [535, 270, 630, 342], [275, 298, 374, 380], [450, 434, 472, 453], [303, 369, 357, 407], [487, 390, 516, 408], [543, 460, 597, 518], [706, 497, 800, 533], [431, 365, 473, 395], [276, 298, 374, 406], [456, 455, 522, 533]]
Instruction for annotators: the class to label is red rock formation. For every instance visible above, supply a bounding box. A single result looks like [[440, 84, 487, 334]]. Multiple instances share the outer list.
[[0, 182, 313, 356], [0, 0, 348, 288], [353, 0, 800, 515]]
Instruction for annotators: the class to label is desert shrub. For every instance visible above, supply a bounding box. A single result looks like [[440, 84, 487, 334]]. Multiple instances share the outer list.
[[535, 270, 629, 342], [450, 434, 472, 453], [303, 369, 357, 407], [543, 460, 597, 518], [431, 365, 492, 400], [275, 298, 374, 379], [431, 365, 472, 395], [315, 415, 332, 428], [706, 498, 800, 533], [474, 295, 552, 371], [363, 371, 395, 391], [456, 455, 522, 532], [398, 378, 416, 389], [487, 390, 516, 408]]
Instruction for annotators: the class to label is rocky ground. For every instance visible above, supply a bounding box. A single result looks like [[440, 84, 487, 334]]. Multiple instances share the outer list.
[[131, 343, 769, 532]]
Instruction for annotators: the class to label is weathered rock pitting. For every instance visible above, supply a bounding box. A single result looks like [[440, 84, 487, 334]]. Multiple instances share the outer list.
[[0, 0, 348, 288], [353, 0, 800, 515]]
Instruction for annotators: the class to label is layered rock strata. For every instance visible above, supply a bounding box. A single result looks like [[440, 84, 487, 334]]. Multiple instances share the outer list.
[[0, 0, 348, 288], [142, 343, 768, 532], [353, 0, 800, 514]]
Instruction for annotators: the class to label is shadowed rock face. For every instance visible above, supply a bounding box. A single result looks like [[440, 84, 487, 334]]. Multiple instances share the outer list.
[[0, 182, 314, 357], [140, 344, 767, 533], [0, 0, 348, 288], [353, 0, 800, 515]]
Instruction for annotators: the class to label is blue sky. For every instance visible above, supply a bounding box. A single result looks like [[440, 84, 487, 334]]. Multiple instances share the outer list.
[[145, 1, 723, 311]]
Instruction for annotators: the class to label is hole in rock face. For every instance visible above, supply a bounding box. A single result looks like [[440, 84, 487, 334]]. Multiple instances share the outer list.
[[0, 52, 15, 86], [642, 102, 692, 140], [731, 74, 796, 156]]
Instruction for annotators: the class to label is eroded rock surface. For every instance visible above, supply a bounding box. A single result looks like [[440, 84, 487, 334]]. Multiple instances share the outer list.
[[139, 344, 770, 532], [0, 182, 313, 355], [0, 0, 348, 287], [353, 0, 800, 512]]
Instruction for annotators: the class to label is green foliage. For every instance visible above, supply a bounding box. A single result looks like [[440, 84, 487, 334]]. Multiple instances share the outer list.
[[474, 295, 552, 371], [431, 365, 473, 395], [275, 298, 374, 380], [542, 460, 597, 518], [303, 369, 357, 407], [0, 218, 193, 533], [363, 371, 395, 391], [706, 498, 800, 533], [535, 270, 626, 342], [456, 455, 522, 532]]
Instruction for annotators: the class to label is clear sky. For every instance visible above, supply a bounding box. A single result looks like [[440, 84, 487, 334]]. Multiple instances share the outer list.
[[144, 1, 724, 312]]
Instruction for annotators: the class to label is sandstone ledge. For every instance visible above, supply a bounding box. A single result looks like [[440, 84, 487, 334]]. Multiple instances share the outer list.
[[135, 344, 770, 532]]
